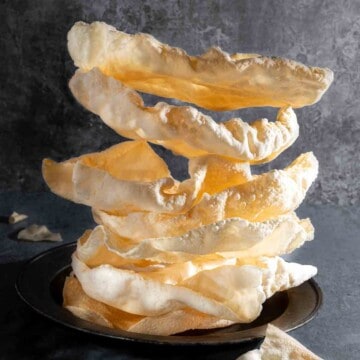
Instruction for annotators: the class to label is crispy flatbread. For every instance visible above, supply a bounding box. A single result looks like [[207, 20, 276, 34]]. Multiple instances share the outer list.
[[42, 140, 206, 214], [72, 253, 316, 322], [77, 213, 313, 264], [68, 21, 333, 110], [238, 324, 322, 359], [70, 68, 299, 163], [93, 152, 318, 241], [63, 276, 235, 335]]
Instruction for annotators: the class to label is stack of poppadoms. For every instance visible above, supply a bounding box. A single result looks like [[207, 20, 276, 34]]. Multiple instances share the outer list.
[[43, 21, 333, 336]]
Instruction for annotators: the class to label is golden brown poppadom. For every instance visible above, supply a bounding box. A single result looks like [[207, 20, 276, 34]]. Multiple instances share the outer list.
[[71, 253, 316, 323], [70, 68, 299, 164], [47, 19, 333, 336], [68, 21, 333, 110], [92, 152, 318, 242], [43, 141, 317, 218], [42, 140, 207, 214], [80, 213, 313, 265], [63, 276, 234, 335]]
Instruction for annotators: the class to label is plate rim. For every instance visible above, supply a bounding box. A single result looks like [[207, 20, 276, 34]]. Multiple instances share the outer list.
[[15, 241, 323, 346]]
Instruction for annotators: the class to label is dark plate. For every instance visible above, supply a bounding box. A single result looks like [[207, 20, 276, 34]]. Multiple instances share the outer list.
[[16, 242, 322, 346]]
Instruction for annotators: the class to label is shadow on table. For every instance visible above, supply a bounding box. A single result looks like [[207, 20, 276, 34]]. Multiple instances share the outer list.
[[0, 215, 9, 223]]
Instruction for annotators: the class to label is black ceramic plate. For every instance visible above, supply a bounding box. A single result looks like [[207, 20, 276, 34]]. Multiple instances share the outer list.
[[16, 242, 322, 346]]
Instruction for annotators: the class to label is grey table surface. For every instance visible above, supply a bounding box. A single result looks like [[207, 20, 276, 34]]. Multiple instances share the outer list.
[[0, 191, 359, 359]]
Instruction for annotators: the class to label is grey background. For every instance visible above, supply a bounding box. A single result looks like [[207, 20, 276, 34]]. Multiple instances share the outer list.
[[1, 0, 359, 205]]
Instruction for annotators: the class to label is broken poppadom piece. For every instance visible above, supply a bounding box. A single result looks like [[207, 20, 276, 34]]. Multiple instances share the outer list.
[[238, 324, 322, 359], [68, 21, 333, 110], [70, 68, 299, 163], [9, 211, 28, 224], [17, 224, 62, 242]]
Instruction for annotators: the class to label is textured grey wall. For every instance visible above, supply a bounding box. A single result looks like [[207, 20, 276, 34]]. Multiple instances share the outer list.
[[1, 0, 359, 205]]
